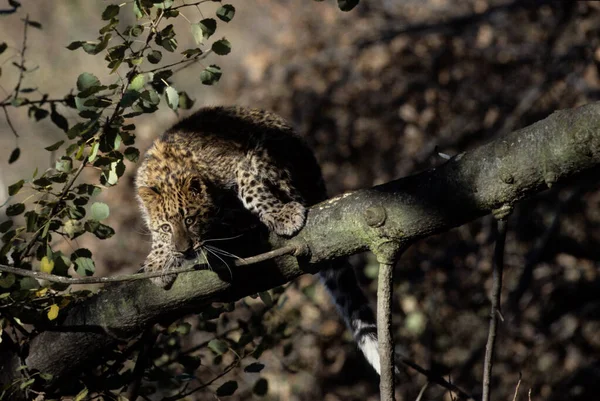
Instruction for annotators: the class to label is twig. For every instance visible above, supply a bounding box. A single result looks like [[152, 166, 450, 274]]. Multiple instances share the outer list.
[[0, 244, 299, 285], [171, 1, 213, 11], [415, 382, 429, 401], [512, 373, 522, 401], [482, 218, 508, 401], [0, 98, 67, 107], [143, 50, 212, 75], [2, 106, 19, 138], [161, 358, 240, 401], [12, 15, 29, 101], [398, 357, 475, 400]]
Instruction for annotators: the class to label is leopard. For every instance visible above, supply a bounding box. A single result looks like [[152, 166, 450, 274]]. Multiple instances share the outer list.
[[135, 106, 381, 374]]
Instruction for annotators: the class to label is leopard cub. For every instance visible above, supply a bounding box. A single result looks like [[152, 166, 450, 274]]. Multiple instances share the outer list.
[[136, 106, 319, 286], [136, 107, 382, 374]]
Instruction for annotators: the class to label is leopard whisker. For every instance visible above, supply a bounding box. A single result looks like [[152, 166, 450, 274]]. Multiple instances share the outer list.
[[200, 233, 244, 244], [204, 246, 232, 278], [204, 244, 242, 260], [200, 247, 213, 272]]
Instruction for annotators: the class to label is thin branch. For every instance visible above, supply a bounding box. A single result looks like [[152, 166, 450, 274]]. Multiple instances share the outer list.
[[0, 98, 68, 107], [143, 50, 212, 75], [415, 382, 429, 401], [2, 106, 19, 138], [0, 244, 300, 284], [11, 15, 29, 101], [512, 373, 522, 401], [126, 328, 158, 401], [378, 261, 396, 401], [482, 218, 508, 401], [171, 1, 214, 11], [398, 357, 475, 401], [161, 358, 240, 401]]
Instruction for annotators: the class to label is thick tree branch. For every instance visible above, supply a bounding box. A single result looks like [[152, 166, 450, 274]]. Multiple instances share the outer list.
[[2, 103, 600, 397]]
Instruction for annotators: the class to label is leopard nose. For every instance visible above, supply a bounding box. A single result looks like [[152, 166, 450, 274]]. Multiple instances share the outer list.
[[175, 238, 194, 254]]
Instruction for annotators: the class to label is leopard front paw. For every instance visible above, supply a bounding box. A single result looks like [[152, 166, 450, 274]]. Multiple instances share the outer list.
[[262, 201, 306, 237]]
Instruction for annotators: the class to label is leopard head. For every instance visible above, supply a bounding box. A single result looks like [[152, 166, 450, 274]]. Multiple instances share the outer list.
[[137, 174, 217, 260]]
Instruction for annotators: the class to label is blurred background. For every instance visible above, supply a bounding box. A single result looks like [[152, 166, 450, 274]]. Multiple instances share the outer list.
[[1, 0, 600, 400]]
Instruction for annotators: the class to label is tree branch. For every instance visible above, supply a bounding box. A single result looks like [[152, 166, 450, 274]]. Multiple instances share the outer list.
[[482, 218, 508, 401], [2, 103, 600, 398]]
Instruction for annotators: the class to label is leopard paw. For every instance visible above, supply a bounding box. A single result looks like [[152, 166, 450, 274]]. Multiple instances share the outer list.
[[263, 201, 306, 237]]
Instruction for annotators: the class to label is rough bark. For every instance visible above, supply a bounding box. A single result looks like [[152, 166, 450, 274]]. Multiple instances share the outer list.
[[2, 103, 600, 398]]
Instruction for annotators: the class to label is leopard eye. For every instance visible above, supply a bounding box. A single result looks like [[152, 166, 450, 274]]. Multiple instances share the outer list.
[[160, 223, 171, 233], [184, 216, 195, 226]]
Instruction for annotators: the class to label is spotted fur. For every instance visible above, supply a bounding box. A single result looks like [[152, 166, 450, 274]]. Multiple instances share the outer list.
[[136, 106, 381, 373]]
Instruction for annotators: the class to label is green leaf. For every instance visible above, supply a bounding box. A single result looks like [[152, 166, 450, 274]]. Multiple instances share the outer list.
[[0, 273, 15, 289], [253, 378, 268, 396], [165, 86, 179, 110], [244, 362, 264, 373], [100, 18, 119, 34], [92, 223, 115, 239], [181, 48, 202, 59], [55, 157, 73, 173], [90, 202, 109, 221], [208, 339, 229, 355], [154, 0, 174, 8], [50, 106, 69, 132], [100, 161, 125, 186], [20, 276, 40, 290], [0, 42, 7, 54], [130, 24, 144, 37], [39, 372, 53, 382], [216, 4, 235, 22], [0, 220, 13, 233], [216, 380, 238, 397], [129, 74, 145, 91], [258, 291, 273, 307], [76, 72, 100, 92], [178, 91, 194, 110], [45, 140, 65, 151], [156, 24, 177, 52], [200, 65, 222, 85], [140, 89, 160, 105], [190, 23, 204, 45], [30, 106, 49, 121], [8, 148, 20, 164], [212, 38, 231, 56], [19, 378, 35, 390], [147, 50, 162, 64], [199, 18, 216, 39], [337, 0, 359, 11], [102, 4, 120, 20], [74, 387, 88, 401], [66, 41, 83, 50], [25, 20, 42, 29], [119, 90, 141, 107], [124, 147, 140, 162], [6, 203, 25, 216], [74, 257, 95, 276], [8, 180, 24, 196], [88, 141, 100, 163]]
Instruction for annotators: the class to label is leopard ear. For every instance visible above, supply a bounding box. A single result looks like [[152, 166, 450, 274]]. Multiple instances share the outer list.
[[188, 177, 204, 197], [138, 186, 160, 203]]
